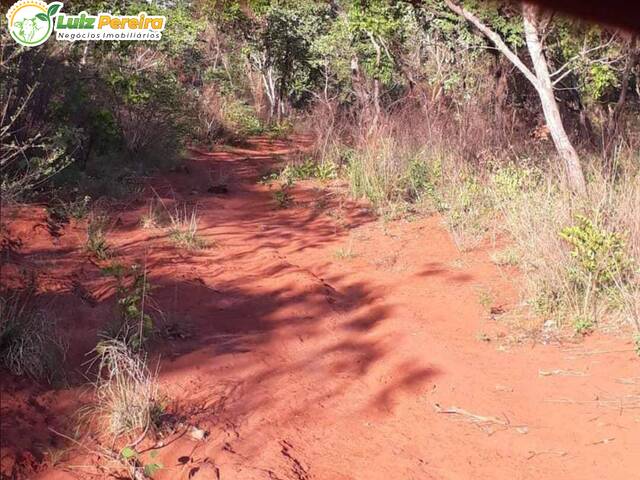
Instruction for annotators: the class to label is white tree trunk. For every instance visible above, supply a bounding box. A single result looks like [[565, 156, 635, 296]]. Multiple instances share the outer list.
[[522, 4, 586, 194], [444, 0, 587, 194]]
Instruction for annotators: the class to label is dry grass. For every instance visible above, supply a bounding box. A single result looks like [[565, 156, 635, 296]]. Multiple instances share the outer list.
[[312, 102, 640, 338], [0, 290, 67, 383], [83, 339, 163, 444], [167, 204, 209, 250], [139, 197, 167, 229]]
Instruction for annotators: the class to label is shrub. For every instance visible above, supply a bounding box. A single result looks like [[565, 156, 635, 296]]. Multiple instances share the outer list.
[[559, 215, 631, 294], [221, 98, 264, 136]]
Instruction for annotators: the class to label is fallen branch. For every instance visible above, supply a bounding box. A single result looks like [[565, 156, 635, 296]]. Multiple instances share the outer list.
[[433, 403, 508, 425]]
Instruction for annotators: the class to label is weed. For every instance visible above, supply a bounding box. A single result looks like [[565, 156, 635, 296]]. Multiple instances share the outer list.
[[259, 170, 280, 185], [491, 247, 520, 267], [272, 185, 293, 209], [442, 176, 493, 251], [281, 158, 338, 183], [48, 195, 92, 222], [139, 198, 166, 229], [634, 334, 640, 357], [121, 447, 163, 479], [0, 290, 67, 383], [167, 205, 208, 250], [86, 214, 111, 260], [266, 120, 293, 139], [491, 165, 541, 202], [101, 265, 154, 350], [334, 239, 357, 260], [573, 315, 595, 335], [476, 287, 494, 310], [101, 261, 127, 278]]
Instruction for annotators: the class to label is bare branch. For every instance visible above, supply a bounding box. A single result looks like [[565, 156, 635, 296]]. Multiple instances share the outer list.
[[444, 0, 540, 90]]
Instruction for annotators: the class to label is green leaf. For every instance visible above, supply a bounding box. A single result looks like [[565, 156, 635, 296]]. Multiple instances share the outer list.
[[35, 13, 48, 21], [144, 463, 162, 477], [47, 3, 61, 17], [121, 447, 137, 460]]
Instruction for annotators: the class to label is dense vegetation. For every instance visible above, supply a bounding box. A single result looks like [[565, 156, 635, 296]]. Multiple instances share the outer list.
[[1, 1, 639, 475]]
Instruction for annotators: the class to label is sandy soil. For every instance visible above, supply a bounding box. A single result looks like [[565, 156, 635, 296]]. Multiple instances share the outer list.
[[1, 136, 638, 480]]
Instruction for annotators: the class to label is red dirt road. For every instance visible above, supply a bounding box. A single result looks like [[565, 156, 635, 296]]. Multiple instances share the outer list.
[[2, 137, 639, 479]]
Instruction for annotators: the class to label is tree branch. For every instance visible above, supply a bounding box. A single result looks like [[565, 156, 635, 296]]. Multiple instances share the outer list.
[[443, 0, 540, 90]]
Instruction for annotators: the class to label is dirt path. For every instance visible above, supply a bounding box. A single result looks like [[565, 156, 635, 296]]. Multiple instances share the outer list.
[[4, 137, 638, 479]]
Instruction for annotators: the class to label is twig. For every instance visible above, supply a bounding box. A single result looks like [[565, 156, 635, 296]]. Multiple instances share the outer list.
[[589, 437, 615, 446], [433, 403, 508, 425], [526, 450, 567, 460], [539, 369, 587, 377]]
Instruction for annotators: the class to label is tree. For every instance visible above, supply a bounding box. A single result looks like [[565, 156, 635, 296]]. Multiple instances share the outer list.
[[444, 0, 587, 194]]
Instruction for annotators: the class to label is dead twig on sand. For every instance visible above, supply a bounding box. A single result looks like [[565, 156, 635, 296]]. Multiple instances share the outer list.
[[526, 450, 567, 460], [589, 437, 615, 445], [539, 369, 587, 377], [433, 403, 508, 425]]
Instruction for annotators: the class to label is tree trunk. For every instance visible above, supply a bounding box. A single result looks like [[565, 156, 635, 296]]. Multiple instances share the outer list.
[[522, 4, 586, 194], [444, 0, 587, 194]]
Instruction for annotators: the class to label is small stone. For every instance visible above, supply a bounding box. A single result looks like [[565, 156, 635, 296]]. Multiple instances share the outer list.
[[188, 426, 209, 441]]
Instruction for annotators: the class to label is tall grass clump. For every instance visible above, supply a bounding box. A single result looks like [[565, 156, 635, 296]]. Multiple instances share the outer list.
[[167, 204, 208, 250], [84, 339, 162, 444], [0, 290, 67, 382]]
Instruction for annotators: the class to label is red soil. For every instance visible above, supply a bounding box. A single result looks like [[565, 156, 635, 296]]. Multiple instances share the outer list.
[[1, 136, 638, 480]]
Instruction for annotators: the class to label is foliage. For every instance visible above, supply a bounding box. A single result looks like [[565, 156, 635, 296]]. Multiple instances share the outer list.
[[559, 215, 631, 293], [573, 315, 595, 335], [280, 158, 338, 183], [120, 447, 163, 479], [101, 265, 154, 350]]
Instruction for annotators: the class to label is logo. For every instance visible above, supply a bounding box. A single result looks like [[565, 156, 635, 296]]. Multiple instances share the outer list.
[[6, 0, 61, 47], [5, 1, 166, 47]]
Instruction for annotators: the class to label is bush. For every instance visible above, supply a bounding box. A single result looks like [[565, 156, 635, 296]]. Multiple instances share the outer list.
[[559, 215, 631, 293]]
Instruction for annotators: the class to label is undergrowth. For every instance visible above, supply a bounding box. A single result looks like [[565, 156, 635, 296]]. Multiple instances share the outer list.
[[0, 289, 67, 383], [325, 129, 640, 339]]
